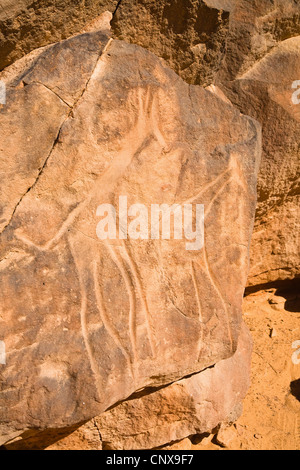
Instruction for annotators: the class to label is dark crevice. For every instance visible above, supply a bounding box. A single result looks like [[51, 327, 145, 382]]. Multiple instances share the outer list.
[[104, 362, 217, 414], [113, 0, 124, 17], [290, 380, 300, 402], [27, 81, 72, 108], [0, 126, 63, 237], [92, 419, 103, 443]]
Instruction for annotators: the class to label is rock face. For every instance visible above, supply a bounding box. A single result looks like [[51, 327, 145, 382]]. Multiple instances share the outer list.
[[0, 0, 119, 71], [215, 1, 300, 285], [223, 37, 300, 286], [112, 0, 300, 286], [0, 29, 260, 445], [0, 0, 297, 451], [0, 0, 230, 85], [111, 0, 230, 87]]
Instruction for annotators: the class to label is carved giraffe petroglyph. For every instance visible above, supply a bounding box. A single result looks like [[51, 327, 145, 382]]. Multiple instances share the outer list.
[[1, 69, 251, 397], [7, 85, 247, 386]]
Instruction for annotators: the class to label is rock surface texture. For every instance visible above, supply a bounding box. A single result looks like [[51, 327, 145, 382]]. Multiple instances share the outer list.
[[215, 1, 300, 285], [0, 27, 260, 445], [228, 37, 300, 286], [111, 0, 230, 87], [0, 0, 119, 70]]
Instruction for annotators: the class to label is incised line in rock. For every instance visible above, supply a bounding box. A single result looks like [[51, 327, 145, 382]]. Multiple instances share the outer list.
[[104, 240, 138, 368], [68, 237, 104, 401], [93, 259, 135, 379], [121, 240, 157, 359]]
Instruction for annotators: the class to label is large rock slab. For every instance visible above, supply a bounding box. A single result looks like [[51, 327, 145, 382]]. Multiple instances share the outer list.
[[0, 32, 260, 444]]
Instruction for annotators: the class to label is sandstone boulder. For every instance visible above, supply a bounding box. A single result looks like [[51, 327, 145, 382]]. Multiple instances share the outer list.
[[0, 31, 260, 445], [242, 38, 300, 286]]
